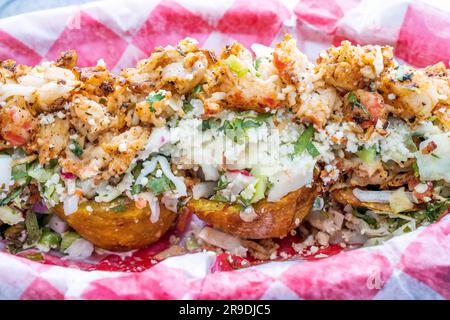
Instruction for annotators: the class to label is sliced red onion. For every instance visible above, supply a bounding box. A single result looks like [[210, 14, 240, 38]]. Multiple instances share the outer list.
[[60, 171, 75, 180], [227, 169, 251, 176], [32, 201, 49, 213]]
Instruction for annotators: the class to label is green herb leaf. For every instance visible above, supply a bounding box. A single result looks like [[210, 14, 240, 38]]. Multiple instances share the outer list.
[[146, 91, 166, 112], [210, 193, 229, 203], [23, 252, 44, 262], [111, 203, 127, 213], [424, 199, 449, 223], [38, 228, 61, 249], [131, 184, 142, 195], [357, 146, 377, 164], [70, 140, 83, 157], [253, 57, 262, 71], [412, 161, 420, 177], [60, 232, 79, 252], [25, 212, 40, 245], [294, 125, 315, 156], [192, 84, 202, 94], [353, 207, 378, 227], [224, 55, 248, 78], [147, 175, 174, 195], [0, 186, 24, 205], [396, 66, 414, 82], [214, 173, 229, 192], [11, 164, 28, 181], [348, 92, 371, 118], [182, 102, 194, 114]]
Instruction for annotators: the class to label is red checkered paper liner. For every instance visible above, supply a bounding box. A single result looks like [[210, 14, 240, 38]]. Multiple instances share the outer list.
[[0, 0, 449, 299]]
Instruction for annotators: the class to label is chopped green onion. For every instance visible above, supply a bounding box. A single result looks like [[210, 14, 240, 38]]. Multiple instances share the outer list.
[[357, 146, 377, 164], [353, 208, 378, 227], [70, 140, 83, 157], [11, 164, 28, 181], [396, 66, 414, 82], [182, 102, 194, 114], [23, 252, 44, 262], [253, 57, 262, 71], [224, 55, 248, 78], [146, 91, 166, 112], [147, 175, 174, 195], [192, 84, 202, 94], [306, 142, 320, 158], [412, 161, 420, 177], [60, 232, 79, 252], [111, 203, 127, 213], [210, 193, 229, 203], [131, 184, 142, 195], [38, 228, 61, 249], [25, 212, 40, 244], [251, 175, 267, 203], [0, 186, 24, 205], [294, 125, 315, 155], [348, 92, 371, 118]]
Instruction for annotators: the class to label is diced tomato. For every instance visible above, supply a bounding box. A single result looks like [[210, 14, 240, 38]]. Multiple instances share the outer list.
[[3, 131, 27, 146], [227, 169, 251, 176]]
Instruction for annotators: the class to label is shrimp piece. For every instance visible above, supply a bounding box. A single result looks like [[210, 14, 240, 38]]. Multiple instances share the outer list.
[[0, 104, 36, 147], [61, 127, 149, 181], [203, 41, 289, 113], [424, 62, 450, 129], [343, 90, 387, 128], [380, 66, 442, 122], [61, 144, 111, 181], [101, 126, 150, 178], [34, 118, 70, 163], [294, 86, 341, 129], [273, 34, 312, 88], [316, 41, 394, 91], [70, 95, 113, 142], [123, 38, 209, 95], [135, 90, 178, 127]]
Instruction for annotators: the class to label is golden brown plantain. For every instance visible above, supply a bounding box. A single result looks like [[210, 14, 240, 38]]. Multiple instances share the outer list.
[[187, 186, 316, 239], [54, 198, 176, 251], [331, 187, 419, 212]]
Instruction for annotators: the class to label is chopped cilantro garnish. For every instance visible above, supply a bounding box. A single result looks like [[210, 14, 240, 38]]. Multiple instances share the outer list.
[[147, 175, 174, 195], [111, 203, 127, 213], [306, 142, 320, 158], [224, 55, 248, 78], [70, 140, 83, 157], [424, 199, 449, 222], [294, 125, 320, 158], [214, 173, 229, 192], [146, 91, 166, 112], [353, 207, 378, 227], [131, 184, 142, 195], [253, 57, 262, 71], [25, 212, 40, 245], [210, 193, 229, 203], [0, 186, 24, 205], [412, 161, 420, 177], [192, 84, 202, 94], [347, 92, 371, 118], [396, 66, 414, 82], [182, 102, 194, 114]]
